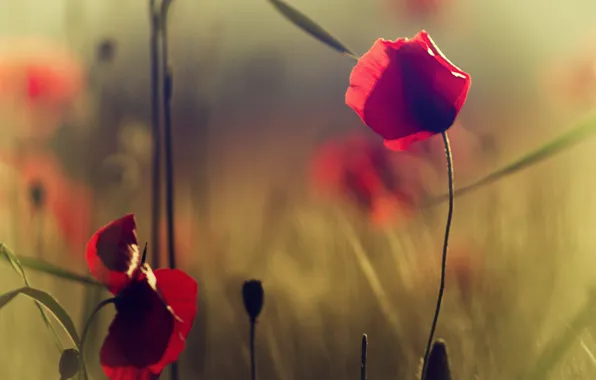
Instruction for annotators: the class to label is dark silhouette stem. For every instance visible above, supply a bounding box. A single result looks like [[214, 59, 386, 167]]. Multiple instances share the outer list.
[[361, 334, 367, 380], [149, 0, 162, 269], [80, 297, 116, 380], [421, 131, 454, 379], [250, 319, 256, 380], [158, 1, 178, 379], [160, 0, 176, 271]]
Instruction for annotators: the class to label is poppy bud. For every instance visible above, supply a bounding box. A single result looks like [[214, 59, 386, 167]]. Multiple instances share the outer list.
[[59, 348, 80, 379], [421, 339, 452, 380], [29, 180, 46, 210], [242, 279, 264, 321]]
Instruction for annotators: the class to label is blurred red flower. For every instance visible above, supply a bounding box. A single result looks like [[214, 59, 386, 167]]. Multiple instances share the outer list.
[[345, 30, 471, 151], [542, 49, 596, 109], [310, 133, 429, 225], [0, 37, 84, 139], [0, 150, 92, 255], [86, 214, 198, 380]]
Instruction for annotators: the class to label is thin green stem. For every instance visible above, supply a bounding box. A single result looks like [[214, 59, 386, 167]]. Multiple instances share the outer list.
[[421, 131, 454, 380], [79, 297, 116, 380]]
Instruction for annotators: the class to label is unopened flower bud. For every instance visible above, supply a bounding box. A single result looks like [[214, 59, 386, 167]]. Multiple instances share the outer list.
[[422, 339, 452, 380], [59, 348, 80, 379], [242, 279, 264, 322]]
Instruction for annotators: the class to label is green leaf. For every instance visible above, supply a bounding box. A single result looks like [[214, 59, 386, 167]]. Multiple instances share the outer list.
[[427, 112, 596, 207], [268, 0, 358, 60], [0, 286, 81, 349], [13, 255, 102, 287], [0, 244, 63, 351]]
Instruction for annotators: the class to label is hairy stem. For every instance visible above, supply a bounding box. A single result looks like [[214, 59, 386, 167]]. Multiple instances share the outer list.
[[421, 131, 454, 379]]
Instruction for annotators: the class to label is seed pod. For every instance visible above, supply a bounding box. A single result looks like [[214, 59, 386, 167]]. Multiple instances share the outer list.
[[59, 348, 80, 379], [423, 339, 452, 380], [242, 279, 264, 321]]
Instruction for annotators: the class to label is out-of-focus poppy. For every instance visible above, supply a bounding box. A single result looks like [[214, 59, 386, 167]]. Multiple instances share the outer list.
[[345, 30, 471, 151], [542, 49, 596, 109], [86, 214, 198, 380], [0, 37, 85, 139], [310, 133, 430, 225], [0, 150, 93, 256]]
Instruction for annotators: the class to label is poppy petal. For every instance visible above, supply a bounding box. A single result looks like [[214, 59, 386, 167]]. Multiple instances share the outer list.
[[148, 269, 199, 374], [86, 214, 141, 294], [346, 31, 471, 150], [100, 276, 175, 378]]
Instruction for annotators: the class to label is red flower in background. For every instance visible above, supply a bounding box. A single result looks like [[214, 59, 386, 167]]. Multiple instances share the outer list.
[[86, 214, 198, 380], [0, 150, 92, 255], [345, 30, 471, 151], [310, 133, 428, 225], [0, 37, 84, 139]]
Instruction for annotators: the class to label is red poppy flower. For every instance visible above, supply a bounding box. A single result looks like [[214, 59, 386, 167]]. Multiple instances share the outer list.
[[345, 30, 471, 151], [86, 214, 198, 379], [310, 133, 428, 225], [0, 150, 92, 255]]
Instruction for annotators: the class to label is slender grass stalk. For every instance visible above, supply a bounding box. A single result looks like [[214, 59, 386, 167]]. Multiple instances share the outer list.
[[79, 297, 116, 380], [421, 131, 454, 379], [157, 1, 179, 379], [149, 0, 162, 269], [426, 112, 596, 207], [159, 0, 176, 271], [361, 334, 368, 380]]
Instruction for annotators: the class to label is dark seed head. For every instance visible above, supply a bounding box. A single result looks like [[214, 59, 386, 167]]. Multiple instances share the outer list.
[[29, 180, 46, 210], [242, 279, 264, 322], [59, 348, 80, 379], [423, 339, 452, 380]]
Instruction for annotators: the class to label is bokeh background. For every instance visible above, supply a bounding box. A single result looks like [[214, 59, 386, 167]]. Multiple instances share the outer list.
[[1, 0, 596, 378]]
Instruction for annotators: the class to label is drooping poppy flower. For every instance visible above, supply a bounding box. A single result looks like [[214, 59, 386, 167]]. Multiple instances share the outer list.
[[345, 30, 471, 151], [0, 37, 85, 139], [86, 214, 198, 379], [310, 132, 431, 225], [0, 150, 93, 256]]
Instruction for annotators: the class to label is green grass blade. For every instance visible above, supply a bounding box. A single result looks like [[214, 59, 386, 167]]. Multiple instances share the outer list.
[[522, 289, 596, 380], [0, 286, 81, 348], [427, 112, 596, 206], [7, 254, 102, 287], [0, 243, 63, 351], [267, 0, 358, 60]]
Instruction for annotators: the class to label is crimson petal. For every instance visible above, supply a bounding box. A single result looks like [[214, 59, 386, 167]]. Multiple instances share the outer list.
[[100, 276, 175, 379], [86, 214, 141, 294], [148, 269, 199, 374]]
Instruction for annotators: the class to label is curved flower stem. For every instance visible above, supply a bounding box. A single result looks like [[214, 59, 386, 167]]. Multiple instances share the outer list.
[[149, 0, 162, 269], [79, 297, 116, 380], [421, 131, 454, 380], [250, 317, 257, 380]]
